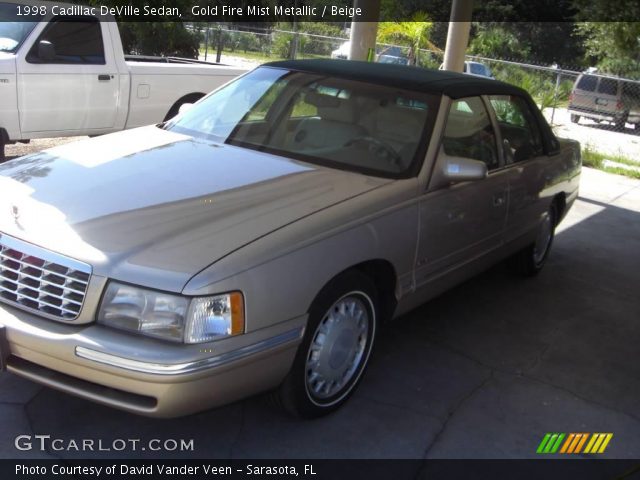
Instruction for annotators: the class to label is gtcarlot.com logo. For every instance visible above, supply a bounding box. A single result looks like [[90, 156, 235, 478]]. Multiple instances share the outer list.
[[536, 433, 613, 454], [15, 435, 194, 452]]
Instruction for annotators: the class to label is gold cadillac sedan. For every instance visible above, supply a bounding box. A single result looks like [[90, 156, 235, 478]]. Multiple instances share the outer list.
[[0, 60, 581, 418]]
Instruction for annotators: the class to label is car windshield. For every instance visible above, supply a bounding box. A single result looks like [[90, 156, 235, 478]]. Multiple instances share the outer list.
[[166, 66, 437, 178], [0, 3, 41, 52]]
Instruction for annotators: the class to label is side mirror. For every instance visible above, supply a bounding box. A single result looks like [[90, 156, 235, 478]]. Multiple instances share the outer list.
[[37, 40, 56, 61], [441, 155, 488, 183], [178, 103, 194, 115]]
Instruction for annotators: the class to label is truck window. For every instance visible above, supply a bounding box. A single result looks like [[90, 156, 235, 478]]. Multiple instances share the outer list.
[[489, 95, 544, 164], [442, 97, 499, 170], [26, 16, 105, 65]]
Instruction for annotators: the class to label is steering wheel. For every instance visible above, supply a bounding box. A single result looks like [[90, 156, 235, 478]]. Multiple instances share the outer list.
[[345, 136, 403, 168]]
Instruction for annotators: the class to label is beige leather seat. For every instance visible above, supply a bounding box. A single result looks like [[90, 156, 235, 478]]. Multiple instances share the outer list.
[[291, 94, 366, 152]]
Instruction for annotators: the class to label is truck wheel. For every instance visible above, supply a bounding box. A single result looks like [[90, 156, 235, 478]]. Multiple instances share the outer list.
[[570, 114, 580, 124], [274, 270, 378, 418], [508, 203, 557, 277], [614, 115, 627, 130]]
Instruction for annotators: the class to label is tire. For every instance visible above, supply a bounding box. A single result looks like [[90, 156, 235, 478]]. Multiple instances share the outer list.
[[570, 114, 580, 124], [614, 115, 627, 130], [508, 203, 557, 277], [275, 270, 378, 418], [0, 140, 5, 164]]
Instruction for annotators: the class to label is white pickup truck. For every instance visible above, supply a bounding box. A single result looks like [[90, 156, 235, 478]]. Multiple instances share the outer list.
[[0, 1, 246, 161]]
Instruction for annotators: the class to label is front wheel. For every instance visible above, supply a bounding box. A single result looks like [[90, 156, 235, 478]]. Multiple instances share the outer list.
[[570, 114, 580, 124], [508, 204, 557, 277], [275, 271, 378, 418]]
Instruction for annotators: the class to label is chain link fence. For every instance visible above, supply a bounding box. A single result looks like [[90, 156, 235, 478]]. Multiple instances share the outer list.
[[193, 23, 640, 172]]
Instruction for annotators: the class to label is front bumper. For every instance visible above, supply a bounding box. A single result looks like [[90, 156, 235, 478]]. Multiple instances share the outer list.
[[0, 304, 305, 417]]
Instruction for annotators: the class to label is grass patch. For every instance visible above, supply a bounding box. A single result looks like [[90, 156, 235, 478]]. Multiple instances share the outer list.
[[582, 145, 640, 179]]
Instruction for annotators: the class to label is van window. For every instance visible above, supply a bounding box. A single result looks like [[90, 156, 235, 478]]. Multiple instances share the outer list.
[[597, 78, 618, 96], [576, 75, 597, 92]]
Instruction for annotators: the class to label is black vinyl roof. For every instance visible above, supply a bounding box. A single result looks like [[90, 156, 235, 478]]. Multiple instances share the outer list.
[[264, 59, 528, 99]]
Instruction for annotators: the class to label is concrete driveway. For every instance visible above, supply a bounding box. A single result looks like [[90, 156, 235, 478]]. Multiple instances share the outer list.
[[1, 167, 639, 460]]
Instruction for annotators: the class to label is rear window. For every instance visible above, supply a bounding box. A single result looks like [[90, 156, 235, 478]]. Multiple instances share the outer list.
[[576, 75, 597, 92], [597, 78, 618, 96]]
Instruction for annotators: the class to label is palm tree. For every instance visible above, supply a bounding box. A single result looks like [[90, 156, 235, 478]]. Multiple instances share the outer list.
[[377, 12, 438, 66]]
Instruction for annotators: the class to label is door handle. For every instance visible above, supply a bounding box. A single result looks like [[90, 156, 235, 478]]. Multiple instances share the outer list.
[[98, 74, 112, 81], [493, 192, 506, 207]]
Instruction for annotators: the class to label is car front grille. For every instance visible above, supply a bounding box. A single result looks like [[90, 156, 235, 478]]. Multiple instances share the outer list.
[[0, 235, 91, 320]]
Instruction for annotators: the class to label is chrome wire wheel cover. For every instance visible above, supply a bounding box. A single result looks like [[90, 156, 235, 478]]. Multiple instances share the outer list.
[[305, 293, 372, 403], [533, 211, 553, 265]]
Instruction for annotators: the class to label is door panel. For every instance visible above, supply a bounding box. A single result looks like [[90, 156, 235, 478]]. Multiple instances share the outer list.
[[17, 17, 119, 133], [416, 171, 509, 286], [417, 96, 508, 286]]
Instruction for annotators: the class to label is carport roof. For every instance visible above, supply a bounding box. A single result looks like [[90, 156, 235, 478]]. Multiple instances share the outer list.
[[264, 59, 527, 99]]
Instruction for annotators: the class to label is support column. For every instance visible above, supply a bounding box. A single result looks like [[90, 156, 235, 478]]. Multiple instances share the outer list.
[[442, 0, 473, 72], [348, 0, 381, 61]]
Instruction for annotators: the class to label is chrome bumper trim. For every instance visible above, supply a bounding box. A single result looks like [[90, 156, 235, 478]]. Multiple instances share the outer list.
[[75, 327, 304, 376]]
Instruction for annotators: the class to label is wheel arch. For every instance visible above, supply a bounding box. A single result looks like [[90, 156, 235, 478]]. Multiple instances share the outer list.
[[552, 192, 566, 225], [164, 92, 207, 121], [315, 259, 398, 323]]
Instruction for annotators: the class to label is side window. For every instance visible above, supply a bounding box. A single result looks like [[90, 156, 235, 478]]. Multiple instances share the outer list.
[[442, 96, 499, 170], [489, 95, 544, 164], [27, 16, 105, 65]]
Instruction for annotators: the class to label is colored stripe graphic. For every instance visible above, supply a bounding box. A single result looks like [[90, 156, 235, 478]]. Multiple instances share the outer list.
[[537, 433, 552, 453], [584, 433, 613, 454], [550, 433, 565, 453], [539, 433, 613, 454], [560, 433, 575, 453], [574, 433, 589, 453], [537, 433, 566, 454]]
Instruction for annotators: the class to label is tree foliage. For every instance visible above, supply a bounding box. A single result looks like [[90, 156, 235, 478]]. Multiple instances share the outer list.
[[574, 22, 640, 78], [377, 12, 436, 65], [469, 26, 529, 60], [85, 0, 201, 58]]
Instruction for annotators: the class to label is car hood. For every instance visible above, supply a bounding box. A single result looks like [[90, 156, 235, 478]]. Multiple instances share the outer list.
[[0, 52, 15, 73], [0, 126, 388, 291]]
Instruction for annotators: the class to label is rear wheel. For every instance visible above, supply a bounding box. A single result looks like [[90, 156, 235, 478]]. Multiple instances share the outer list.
[[275, 271, 378, 418], [570, 114, 580, 124], [614, 115, 627, 130], [508, 203, 557, 277]]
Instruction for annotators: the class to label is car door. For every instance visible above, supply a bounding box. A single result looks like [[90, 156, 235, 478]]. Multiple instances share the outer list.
[[16, 15, 119, 134], [488, 95, 549, 244], [415, 96, 508, 286]]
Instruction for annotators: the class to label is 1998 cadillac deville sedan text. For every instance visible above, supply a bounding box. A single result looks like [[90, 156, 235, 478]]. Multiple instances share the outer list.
[[0, 59, 581, 418]]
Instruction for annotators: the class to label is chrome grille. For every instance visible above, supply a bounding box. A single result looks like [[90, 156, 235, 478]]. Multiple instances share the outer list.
[[0, 235, 91, 320]]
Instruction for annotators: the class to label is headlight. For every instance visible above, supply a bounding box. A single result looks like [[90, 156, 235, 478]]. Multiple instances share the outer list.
[[97, 282, 245, 343]]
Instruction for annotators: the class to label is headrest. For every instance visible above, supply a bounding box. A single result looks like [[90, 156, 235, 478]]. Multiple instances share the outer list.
[[304, 91, 357, 123]]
